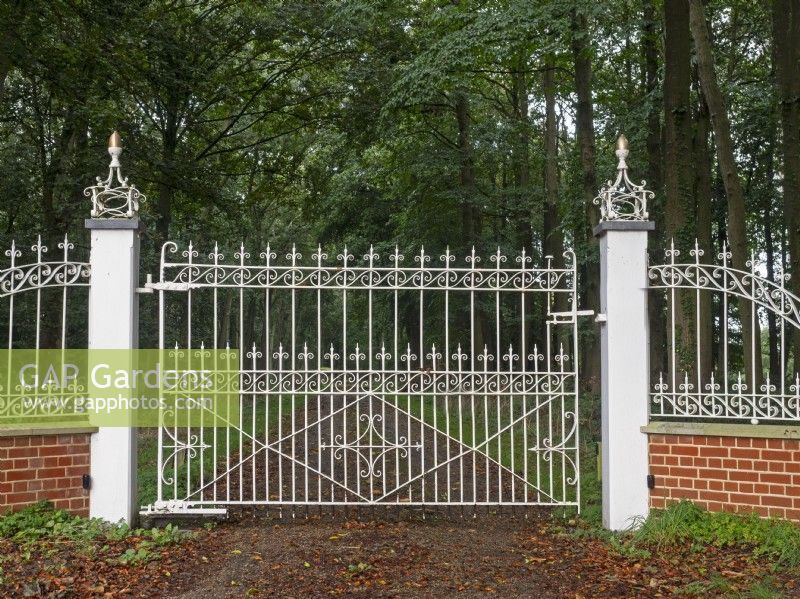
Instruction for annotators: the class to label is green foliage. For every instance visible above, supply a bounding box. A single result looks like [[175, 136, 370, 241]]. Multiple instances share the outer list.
[[345, 562, 372, 577], [633, 501, 800, 569], [0, 501, 191, 564]]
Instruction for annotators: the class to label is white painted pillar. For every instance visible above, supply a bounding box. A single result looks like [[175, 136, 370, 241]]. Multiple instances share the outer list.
[[594, 220, 654, 530], [86, 217, 141, 524]]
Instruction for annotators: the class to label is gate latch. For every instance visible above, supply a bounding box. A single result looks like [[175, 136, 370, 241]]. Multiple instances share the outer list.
[[548, 309, 595, 324]]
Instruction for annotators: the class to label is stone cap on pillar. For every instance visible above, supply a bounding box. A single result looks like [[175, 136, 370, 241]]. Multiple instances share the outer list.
[[593, 220, 655, 237], [85, 217, 143, 231]]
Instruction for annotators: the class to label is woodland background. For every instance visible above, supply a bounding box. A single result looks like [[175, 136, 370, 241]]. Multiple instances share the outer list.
[[0, 0, 798, 407]]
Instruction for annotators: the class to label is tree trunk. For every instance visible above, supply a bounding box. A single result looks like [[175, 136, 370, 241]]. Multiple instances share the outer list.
[[543, 54, 565, 298], [664, 0, 696, 377], [642, 0, 667, 377], [765, 204, 780, 383], [689, 0, 762, 385], [158, 100, 180, 246], [454, 89, 485, 354], [511, 52, 532, 251], [571, 8, 600, 395], [773, 0, 800, 371], [455, 90, 481, 246], [0, 1, 26, 103]]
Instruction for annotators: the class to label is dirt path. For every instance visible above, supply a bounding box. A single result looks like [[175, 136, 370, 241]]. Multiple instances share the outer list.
[[164, 514, 630, 598], [4, 507, 797, 597], [155, 510, 786, 598]]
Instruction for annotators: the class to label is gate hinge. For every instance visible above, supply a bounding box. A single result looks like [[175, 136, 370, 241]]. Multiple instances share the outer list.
[[140, 500, 227, 516], [136, 273, 155, 294]]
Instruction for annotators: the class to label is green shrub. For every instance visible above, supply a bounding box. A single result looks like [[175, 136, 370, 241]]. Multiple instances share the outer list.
[[0, 501, 191, 563], [633, 501, 800, 569]]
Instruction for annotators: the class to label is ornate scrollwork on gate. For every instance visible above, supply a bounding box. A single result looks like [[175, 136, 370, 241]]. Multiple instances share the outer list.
[[322, 412, 422, 478], [649, 238, 800, 422]]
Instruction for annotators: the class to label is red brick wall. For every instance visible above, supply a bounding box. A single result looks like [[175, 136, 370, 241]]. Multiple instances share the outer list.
[[648, 433, 800, 521], [0, 432, 91, 516]]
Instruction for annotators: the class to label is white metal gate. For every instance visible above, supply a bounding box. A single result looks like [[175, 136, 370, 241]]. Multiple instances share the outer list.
[[144, 242, 581, 515]]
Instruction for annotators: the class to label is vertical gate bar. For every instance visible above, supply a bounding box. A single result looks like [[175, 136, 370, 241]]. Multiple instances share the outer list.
[[494, 248, 502, 505], [226, 342, 232, 502], [469, 247, 477, 507], [418, 247, 426, 505], [432, 344, 439, 503], [367, 250, 375, 505], [199, 342, 205, 498], [173, 343, 179, 501], [572, 251, 581, 510], [406, 343, 413, 502], [33, 239, 42, 427], [533, 344, 541, 502], [342, 248, 349, 507], [354, 344, 362, 503], [521, 249, 528, 504], [213, 244, 220, 504], [5, 240, 17, 462], [669, 240, 677, 409], [156, 246, 165, 506], [60, 236, 69, 351], [251, 343, 258, 501], [238, 244, 245, 501], [559, 342, 566, 502], [277, 344, 284, 504], [302, 343, 309, 505], [367, 247, 381, 503], [59, 238, 68, 445], [545, 255, 553, 501], [290, 246, 297, 508], [723, 243, 729, 398], [780, 262, 786, 396], [263, 245, 271, 503], [508, 344, 515, 502], [328, 344, 336, 503], [456, 345, 464, 504], [482, 344, 490, 504], [379, 345, 388, 500], [186, 242, 194, 502], [444, 248, 452, 504], [34, 237, 42, 358], [750, 252, 757, 412], [316, 246, 323, 504], [695, 241, 702, 400], [392, 247, 400, 502]]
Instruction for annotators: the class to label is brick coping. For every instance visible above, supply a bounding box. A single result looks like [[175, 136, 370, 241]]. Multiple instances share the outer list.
[[0, 427, 98, 437], [643, 421, 800, 439]]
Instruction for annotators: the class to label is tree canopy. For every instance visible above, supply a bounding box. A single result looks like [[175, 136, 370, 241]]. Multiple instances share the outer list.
[[0, 0, 797, 374]]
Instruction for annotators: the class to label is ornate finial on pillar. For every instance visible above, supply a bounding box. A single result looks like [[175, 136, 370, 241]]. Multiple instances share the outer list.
[[593, 134, 652, 221], [108, 131, 122, 168], [86, 131, 144, 218]]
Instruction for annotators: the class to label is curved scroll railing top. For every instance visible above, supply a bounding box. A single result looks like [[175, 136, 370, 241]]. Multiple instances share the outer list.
[[649, 239, 800, 422], [0, 236, 90, 299], [0, 236, 90, 423], [157, 242, 577, 294], [154, 241, 580, 386]]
